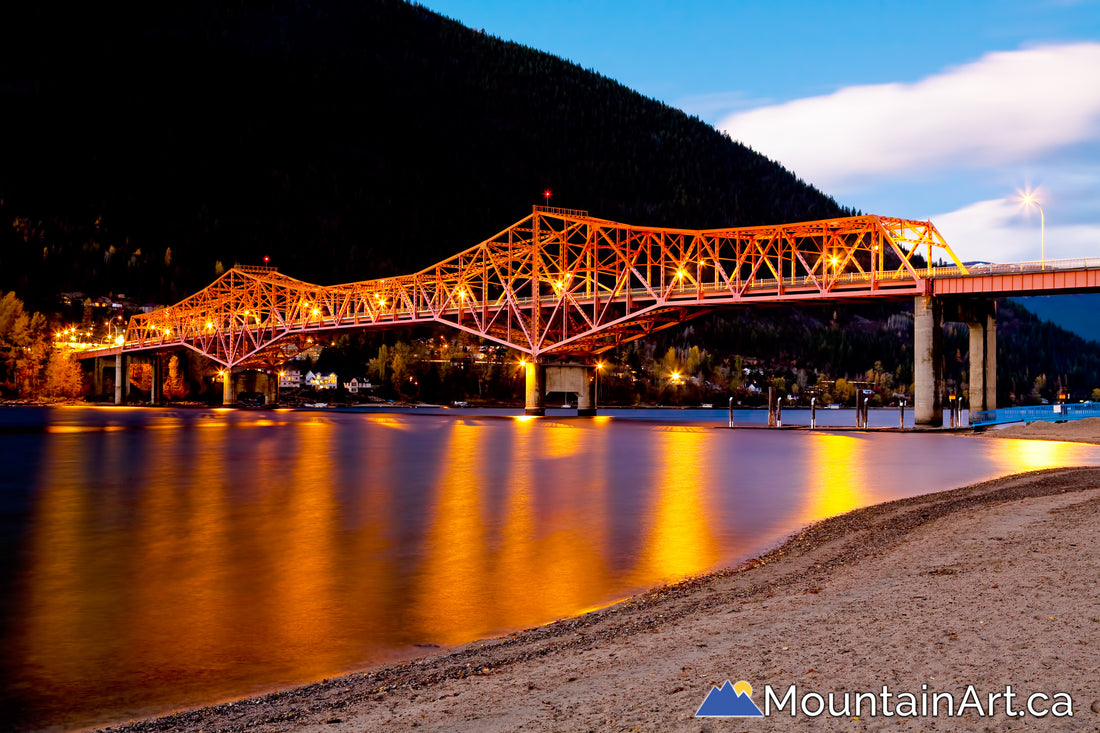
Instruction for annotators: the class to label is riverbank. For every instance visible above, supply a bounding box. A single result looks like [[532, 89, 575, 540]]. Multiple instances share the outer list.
[[984, 415, 1100, 444], [101, 457, 1100, 732]]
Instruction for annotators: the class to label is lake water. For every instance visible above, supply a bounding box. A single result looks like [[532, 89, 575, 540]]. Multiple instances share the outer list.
[[2, 405, 1097, 731]]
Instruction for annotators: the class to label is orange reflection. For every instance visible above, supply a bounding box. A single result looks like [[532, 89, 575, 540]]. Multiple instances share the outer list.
[[799, 433, 870, 524], [130, 419, 231, 677], [632, 428, 719, 584], [415, 421, 490, 643], [22, 433, 96, 694], [991, 438, 1093, 474], [496, 421, 608, 628], [271, 416, 341, 676], [541, 420, 584, 458]]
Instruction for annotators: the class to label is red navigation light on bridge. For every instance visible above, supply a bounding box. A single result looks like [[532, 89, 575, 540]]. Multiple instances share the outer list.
[[543, 189, 552, 204]]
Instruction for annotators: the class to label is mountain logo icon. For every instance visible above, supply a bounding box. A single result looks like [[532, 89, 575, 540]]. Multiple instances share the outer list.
[[695, 680, 765, 717]]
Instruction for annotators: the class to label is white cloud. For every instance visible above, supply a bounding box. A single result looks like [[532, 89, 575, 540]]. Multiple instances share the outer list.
[[933, 196, 1100, 264], [719, 43, 1100, 192]]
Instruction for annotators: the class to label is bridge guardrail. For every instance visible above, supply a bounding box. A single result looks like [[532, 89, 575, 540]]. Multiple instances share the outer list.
[[972, 402, 1100, 427]]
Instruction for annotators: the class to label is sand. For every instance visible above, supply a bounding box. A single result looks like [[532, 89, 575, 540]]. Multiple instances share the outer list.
[[984, 416, 1100, 444], [101, 424, 1100, 732]]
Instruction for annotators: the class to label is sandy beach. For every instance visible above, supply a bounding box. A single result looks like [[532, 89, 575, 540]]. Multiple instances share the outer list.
[[101, 425, 1100, 732]]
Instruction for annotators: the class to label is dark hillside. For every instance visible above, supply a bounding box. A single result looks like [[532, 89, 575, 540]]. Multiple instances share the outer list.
[[0, 0, 848, 307]]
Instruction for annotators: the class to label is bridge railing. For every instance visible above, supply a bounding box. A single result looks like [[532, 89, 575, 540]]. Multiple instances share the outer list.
[[943, 258, 1100, 277], [972, 402, 1100, 427]]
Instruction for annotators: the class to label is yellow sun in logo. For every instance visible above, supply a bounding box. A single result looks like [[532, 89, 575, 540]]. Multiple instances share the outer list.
[[733, 680, 753, 697]]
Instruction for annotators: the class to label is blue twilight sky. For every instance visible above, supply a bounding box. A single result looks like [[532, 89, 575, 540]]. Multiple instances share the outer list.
[[419, 0, 1100, 264]]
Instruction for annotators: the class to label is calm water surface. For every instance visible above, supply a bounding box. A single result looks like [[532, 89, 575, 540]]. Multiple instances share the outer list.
[[1, 405, 1096, 731]]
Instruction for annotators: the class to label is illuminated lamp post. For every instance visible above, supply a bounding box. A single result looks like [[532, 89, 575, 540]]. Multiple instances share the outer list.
[[1021, 193, 1045, 267], [543, 189, 552, 206], [594, 361, 604, 410]]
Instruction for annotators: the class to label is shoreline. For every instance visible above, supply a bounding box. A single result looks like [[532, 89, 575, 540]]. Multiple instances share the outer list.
[[99, 454, 1100, 731]]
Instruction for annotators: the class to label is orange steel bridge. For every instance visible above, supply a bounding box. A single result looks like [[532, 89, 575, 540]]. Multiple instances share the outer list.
[[90, 206, 969, 367], [77, 206, 1100, 422]]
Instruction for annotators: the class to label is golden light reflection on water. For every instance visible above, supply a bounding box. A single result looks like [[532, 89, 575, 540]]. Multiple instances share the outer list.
[[23, 433, 92, 693], [415, 420, 490, 643], [990, 438, 1095, 474], [798, 433, 871, 524], [506, 421, 607, 626], [416, 419, 612, 642], [631, 429, 719, 583], [274, 416, 341, 676], [16, 411, 1100, 732]]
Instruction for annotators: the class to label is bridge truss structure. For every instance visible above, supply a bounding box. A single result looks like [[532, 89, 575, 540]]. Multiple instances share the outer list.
[[113, 207, 966, 368]]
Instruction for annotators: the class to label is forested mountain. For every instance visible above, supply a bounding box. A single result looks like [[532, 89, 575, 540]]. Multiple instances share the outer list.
[[1, 0, 848, 309], [1, 1, 1095, 406]]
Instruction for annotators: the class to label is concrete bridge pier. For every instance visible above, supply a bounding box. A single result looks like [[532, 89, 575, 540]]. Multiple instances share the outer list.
[[150, 355, 159, 406], [545, 363, 594, 415], [114, 352, 124, 405], [914, 296, 944, 426], [967, 305, 997, 413], [264, 370, 278, 406], [222, 369, 237, 405], [524, 360, 545, 416], [92, 357, 103, 397]]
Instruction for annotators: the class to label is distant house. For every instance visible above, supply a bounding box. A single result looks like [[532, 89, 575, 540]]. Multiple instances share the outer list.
[[279, 369, 302, 389], [304, 371, 338, 390], [344, 377, 371, 394]]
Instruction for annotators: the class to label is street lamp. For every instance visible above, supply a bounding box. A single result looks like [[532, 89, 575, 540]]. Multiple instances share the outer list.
[[594, 361, 604, 410], [1021, 193, 1045, 266]]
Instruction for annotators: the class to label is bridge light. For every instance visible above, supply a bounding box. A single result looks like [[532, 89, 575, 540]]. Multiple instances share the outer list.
[[1020, 192, 1046, 266], [543, 189, 552, 204], [311, 308, 320, 316], [115, 334, 125, 346]]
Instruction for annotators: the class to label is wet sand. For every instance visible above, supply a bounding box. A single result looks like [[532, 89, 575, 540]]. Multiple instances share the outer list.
[[101, 425, 1100, 732]]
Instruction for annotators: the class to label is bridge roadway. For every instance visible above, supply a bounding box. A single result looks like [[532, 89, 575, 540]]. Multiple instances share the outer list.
[[75, 207, 1100, 424]]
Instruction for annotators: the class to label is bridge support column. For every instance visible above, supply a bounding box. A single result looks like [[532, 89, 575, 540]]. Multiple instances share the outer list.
[[545, 363, 593, 415], [150, 355, 159, 406], [267, 370, 279, 406], [914, 295, 944, 426], [524, 361, 545, 416], [967, 307, 997, 413], [114, 352, 123, 405], [222, 369, 237, 406], [93, 357, 103, 398], [577, 367, 595, 416]]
